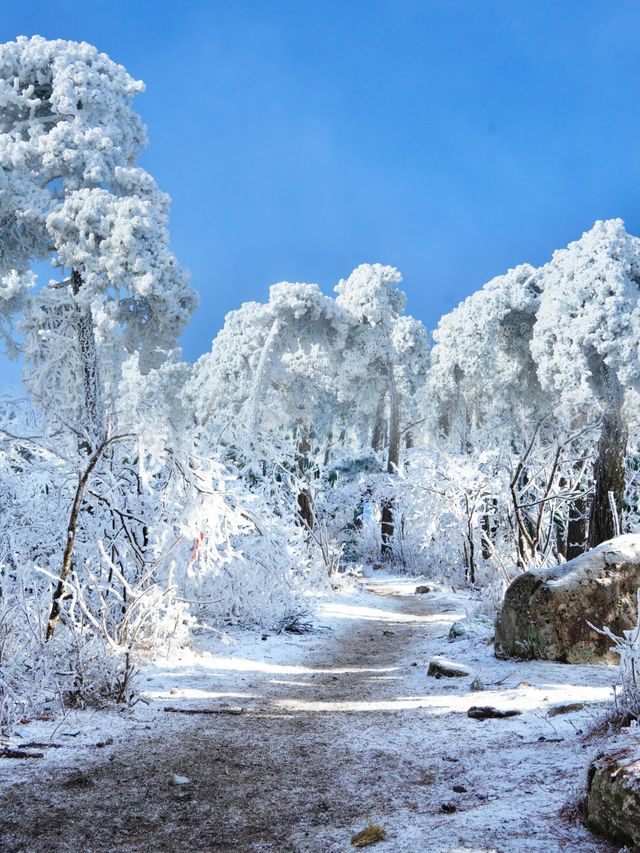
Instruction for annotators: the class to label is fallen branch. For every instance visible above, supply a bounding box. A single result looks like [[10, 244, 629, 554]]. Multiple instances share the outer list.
[[163, 706, 246, 716], [492, 670, 516, 686], [0, 748, 44, 759]]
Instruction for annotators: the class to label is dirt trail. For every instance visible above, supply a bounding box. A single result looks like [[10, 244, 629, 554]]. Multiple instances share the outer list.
[[0, 577, 618, 853]]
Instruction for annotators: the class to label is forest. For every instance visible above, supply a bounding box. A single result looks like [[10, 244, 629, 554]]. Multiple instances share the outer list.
[[1, 35, 639, 853]]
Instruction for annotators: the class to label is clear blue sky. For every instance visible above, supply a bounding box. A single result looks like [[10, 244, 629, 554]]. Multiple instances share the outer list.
[[2, 0, 640, 383]]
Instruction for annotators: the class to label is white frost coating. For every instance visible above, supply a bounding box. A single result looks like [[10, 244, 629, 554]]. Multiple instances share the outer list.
[[0, 35, 145, 185], [334, 263, 408, 413], [0, 268, 33, 356], [334, 262, 405, 325], [0, 35, 197, 432], [616, 589, 640, 714], [45, 170, 195, 360], [429, 263, 543, 434], [598, 587, 640, 715], [187, 263, 428, 458], [532, 219, 640, 412], [187, 281, 347, 440], [528, 534, 640, 590]]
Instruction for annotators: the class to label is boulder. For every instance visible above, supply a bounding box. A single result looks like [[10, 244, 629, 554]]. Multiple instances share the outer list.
[[415, 585, 431, 594], [494, 535, 640, 663], [586, 739, 640, 847]]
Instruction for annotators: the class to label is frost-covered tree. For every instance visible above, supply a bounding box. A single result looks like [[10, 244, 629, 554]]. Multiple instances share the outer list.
[[427, 264, 551, 571], [335, 264, 406, 469], [189, 282, 345, 442], [429, 263, 544, 443], [0, 269, 32, 358], [391, 314, 430, 448], [187, 280, 349, 533], [0, 35, 197, 443], [189, 263, 428, 558], [426, 256, 605, 572], [335, 264, 429, 551], [425, 220, 640, 574], [532, 219, 640, 548], [0, 36, 199, 647]]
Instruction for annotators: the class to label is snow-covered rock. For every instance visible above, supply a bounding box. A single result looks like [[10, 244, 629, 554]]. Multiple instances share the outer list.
[[494, 535, 640, 664], [427, 656, 470, 678], [586, 737, 640, 847]]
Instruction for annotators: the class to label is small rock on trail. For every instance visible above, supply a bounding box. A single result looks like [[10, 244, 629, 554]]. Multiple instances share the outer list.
[[427, 656, 470, 678], [467, 706, 522, 720]]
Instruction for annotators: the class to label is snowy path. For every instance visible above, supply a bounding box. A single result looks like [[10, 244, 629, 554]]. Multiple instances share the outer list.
[[0, 575, 623, 852]]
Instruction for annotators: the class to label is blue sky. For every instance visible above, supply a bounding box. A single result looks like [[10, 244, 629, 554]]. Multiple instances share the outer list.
[[2, 1, 640, 383]]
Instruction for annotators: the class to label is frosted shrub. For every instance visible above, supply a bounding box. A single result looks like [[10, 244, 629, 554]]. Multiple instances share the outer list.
[[0, 575, 138, 732], [391, 447, 515, 586], [58, 558, 194, 655], [47, 631, 137, 711], [607, 589, 640, 718], [187, 529, 319, 630], [598, 589, 640, 719], [619, 627, 640, 718]]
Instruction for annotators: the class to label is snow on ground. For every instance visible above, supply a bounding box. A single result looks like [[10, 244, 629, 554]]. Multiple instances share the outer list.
[[0, 576, 363, 779], [0, 570, 635, 852]]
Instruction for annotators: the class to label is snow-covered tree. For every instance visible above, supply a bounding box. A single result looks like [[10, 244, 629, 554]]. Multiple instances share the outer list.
[[426, 264, 552, 571], [0, 269, 32, 358], [187, 280, 350, 536], [0, 36, 199, 652], [429, 263, 544, 444], [532, 219, 640, 548], [0, 35, 197, 443], [335, 263, 429, 552], [426, 255, 606, 572], [189, 282, 345, 444], [189, 263, 429, 559]]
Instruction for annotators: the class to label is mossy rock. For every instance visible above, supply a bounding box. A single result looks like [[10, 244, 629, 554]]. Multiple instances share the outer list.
[[586, 740, 640, 846], [494, 535, 640, 664]]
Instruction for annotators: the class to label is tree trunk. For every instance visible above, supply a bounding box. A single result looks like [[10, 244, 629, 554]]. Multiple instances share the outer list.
[[46, 437, 115, 641], [71, 270, 104, 450], [381, 367, 399, 555], [380, 501, 394, 555], [588, 402, 627, 548], [465, 496, 476, 584], [386, 371, 400, 476], [481, 496, 497, 560], [465, 537, 476, 584], [511, 459, 535, 570], [296, 430, 314, 531], [371, 392, 387, 452]]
